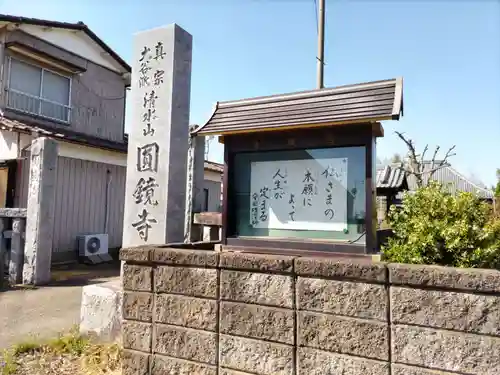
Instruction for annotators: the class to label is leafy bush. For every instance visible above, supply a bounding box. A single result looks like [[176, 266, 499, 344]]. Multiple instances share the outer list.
[[382, 181, 500, 268]]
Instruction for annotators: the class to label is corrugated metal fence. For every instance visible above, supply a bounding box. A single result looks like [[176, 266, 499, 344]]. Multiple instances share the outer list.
[[15, 154, 125, 262]]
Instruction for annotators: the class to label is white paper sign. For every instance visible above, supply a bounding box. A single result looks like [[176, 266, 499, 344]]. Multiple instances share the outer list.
[[249, 158, 348, 231]]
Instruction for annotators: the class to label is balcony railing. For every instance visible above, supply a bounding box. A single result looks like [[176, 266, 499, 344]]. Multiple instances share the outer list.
[[6, 88, 71, 123]]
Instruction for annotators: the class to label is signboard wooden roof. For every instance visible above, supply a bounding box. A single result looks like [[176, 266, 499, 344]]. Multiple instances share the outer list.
[[194, 77, 404, 136]]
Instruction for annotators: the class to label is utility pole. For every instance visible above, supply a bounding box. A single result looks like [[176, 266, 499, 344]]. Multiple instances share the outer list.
[[316, 0, 325, 89]]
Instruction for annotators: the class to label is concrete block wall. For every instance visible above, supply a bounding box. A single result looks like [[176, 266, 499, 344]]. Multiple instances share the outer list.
[[120, 247, 500, 375]]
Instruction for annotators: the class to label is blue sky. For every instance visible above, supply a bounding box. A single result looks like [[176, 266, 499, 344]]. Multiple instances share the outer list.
[[1, 0, 499, 186]]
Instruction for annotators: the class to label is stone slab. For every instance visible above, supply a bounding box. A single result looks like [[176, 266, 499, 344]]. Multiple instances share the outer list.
[[123, 321, 152, 352], [155, 266, 217, 298], [79, 280, 122, 342], [298, 311, 389, 360], [220, 301, 294, 344], [297, 277, 387, 321], [391, 286, 500, 336], [220, 270, 293, 308], [0, 208, 27, 218], [388, 263, 500, 293], [153, 324, 217, 365], [392, 324, 500, 374], [193, 212, 222, 226], [298, 347, 389, 375], [219, 252, 294, 273], [152, 354, 216, 375], [219, 334, 293, 375], [122, 291, 153, 322], [295, 257, 387, 283], [155, 293, 217, 331]]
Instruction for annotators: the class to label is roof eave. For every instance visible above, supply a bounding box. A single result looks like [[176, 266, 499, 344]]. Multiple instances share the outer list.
[[192, 102, 219, 136], [391, 76, 404, 119], [0, 14, 131, 73], [196, 117, 390, 137]]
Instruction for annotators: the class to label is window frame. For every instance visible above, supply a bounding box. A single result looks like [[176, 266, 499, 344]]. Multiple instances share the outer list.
[[6, 56, 72, 123]]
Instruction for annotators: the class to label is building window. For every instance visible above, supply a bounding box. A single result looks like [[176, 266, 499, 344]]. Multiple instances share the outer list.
[[6, 57, 71, 123], [203, 188, 209, 212], [231, 146, 366, 242]]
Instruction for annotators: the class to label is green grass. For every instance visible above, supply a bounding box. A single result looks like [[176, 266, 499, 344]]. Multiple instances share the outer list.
[[0, 326, 121, 375]]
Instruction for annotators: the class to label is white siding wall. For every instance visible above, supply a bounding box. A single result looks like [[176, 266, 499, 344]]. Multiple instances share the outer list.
[[16, 154, 126, 262]]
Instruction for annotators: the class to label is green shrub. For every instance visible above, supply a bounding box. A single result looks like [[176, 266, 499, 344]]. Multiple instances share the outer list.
[[382, 181, 500, 268]]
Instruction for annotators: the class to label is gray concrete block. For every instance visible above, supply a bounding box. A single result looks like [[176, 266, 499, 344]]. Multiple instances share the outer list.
[[79, 280, 122, 342], [295, 257, 387, 283], [392, 324, 500, 374], [220, 301, 294, 344], [155, 266, 217, 298], [152, 354, 216, 375], [155, 294, 217, 331], [122, 349, 149, 375], [219, 252, 294, 273], [122, 291, 153, 322], [152, 247, 218, 267], [298, 311, 389, 360], [123, 264, 152, 292], [391, 286, 500, 336], [219, 369, 256, 375], [392, 363, 459, 375], [120, 247, 152, 262], [388, 263, 500, 293], [154, 324, 217, 365], [297, 277, 387, 321], [219, 334, 293, 375], [298, 347, 389, 375], [123, 321, 152, 352], [220, 270, 293, 308]]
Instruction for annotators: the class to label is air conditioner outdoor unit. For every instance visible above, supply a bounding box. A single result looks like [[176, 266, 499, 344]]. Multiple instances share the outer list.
[[77, 233, 112, 264]]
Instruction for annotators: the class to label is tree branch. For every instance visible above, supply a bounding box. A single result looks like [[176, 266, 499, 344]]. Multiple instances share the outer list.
[[395, 131, 423, 186], [394, 131, 456, 187]]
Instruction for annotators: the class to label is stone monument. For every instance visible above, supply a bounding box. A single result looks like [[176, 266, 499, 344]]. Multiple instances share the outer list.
[[81, 23, 193, 341], [123, 24, 193, 247]]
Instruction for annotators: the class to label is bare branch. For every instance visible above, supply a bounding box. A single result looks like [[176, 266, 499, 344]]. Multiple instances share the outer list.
[[394, 131, 424, 186], [420, 144, 428, 168], [394, 131, 456, 187], [443, 145, 456, 161]]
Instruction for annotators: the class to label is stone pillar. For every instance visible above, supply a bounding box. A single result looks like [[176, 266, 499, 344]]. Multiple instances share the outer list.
[[23, 137, 58, 285], [9, 217, 25, 284], [122, 24, 193, 248], [184, 131, 205, 243]]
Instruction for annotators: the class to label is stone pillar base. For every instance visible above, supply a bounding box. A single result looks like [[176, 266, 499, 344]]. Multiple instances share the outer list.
[[80, 279, 122, 343]]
